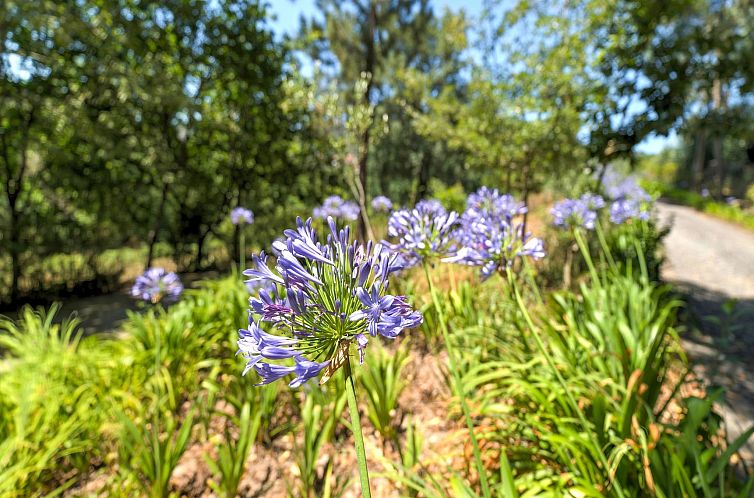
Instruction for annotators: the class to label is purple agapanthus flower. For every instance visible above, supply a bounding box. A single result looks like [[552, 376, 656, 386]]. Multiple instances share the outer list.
[[339, 200, 360, 221], [313, 195, 360, 221], [239, 217, 422, 388], [609, 198, 650, 224], [580, 193, 605, 211], [597, 167, 653, 224], [313, 195, 344, 219], [465, 187, 527, 223], [599, 167, 651, 203], [385, 199, 459, 266], [414, 199, 446, 217], [371, 195, 393, 213], [446, 190, 544, 279], [551, 198, 598, 230], [231, 207, 254, 226], [131, 268, 183, 304]]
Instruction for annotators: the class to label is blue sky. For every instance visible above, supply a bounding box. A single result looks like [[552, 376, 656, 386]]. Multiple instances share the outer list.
[[268, 0, 484, 36], [267, 0, 674, 154]]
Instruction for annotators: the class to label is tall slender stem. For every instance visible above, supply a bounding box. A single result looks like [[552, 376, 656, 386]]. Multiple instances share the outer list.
[[239, 231, 246, 272], [506, 269, 626, 498], [594, 220, 616, 271], [505, 269, 531, 354], [423, 263, 492, 498], [344, 357, 372, 498], [522, 258, 544, 305], [573, 228, 600, 287]]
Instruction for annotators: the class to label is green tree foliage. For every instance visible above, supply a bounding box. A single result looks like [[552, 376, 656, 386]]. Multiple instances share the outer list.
[[0, 0, 335, 302], [413, 3, 589, 206], [300, 1, 471, 219], [484, 0, 754, 194], [3, 0, 754, 303]]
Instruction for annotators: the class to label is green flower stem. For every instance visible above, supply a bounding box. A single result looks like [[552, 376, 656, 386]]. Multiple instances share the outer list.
[[521, 258, 544, 305], [423, 263, 492, 498], [505, 269, 532, 354], [573, 228, 600, 287], [344, 356, 372, 498], [506, 269, 626, 498], [594, 220, 616, 271], [239, 231, 246, 272]]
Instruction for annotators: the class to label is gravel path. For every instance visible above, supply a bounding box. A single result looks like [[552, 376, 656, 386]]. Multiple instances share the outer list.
[[657, 202, 754, 465]]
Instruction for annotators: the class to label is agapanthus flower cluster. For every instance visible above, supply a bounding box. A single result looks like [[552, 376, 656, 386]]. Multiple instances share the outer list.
[[446, 188, 544, 279], [231, 207, 255, 226], [598, 168, 652, 224], [313, 195, 360, 221], [464, 186, 527, 223], [609, 198, 650, 224], [600, 168, 650, 202], [239, 217, 422, 387], [551, 194, 603, 230], [580, 193, 606, 210], [385, 199, 459, 267], [371, 195, 393, 213], [131, 268, 183, 304]]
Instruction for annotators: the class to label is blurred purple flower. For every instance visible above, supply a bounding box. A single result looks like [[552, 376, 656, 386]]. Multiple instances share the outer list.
[[446, 189, 543, 279], [340, 200, 361, 221], [551, 198, 597, 230], [371, 195, 393, 213], [313, 195, 360, 221], [131, 268, 183, 304], [609, 198, 650, 224], [385, 199, 459, 265], [600, 168, 651, 203], [231, 207, 254, 226], [465, 186, 527, 223], [580, 193, 605, 210]]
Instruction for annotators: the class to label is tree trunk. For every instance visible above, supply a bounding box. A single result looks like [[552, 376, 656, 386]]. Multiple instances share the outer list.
[[358, 133, 370, 241], [712, 136, 724, 195], [1, 112, 33, 303], [711, 77, 725, 195], [8, 204, 20, 303], [357, 1, 377, 242], [146, 182, 170, 268], [195, 229, 208, 271], [414, 150, 430, 204], [692, 129, 707, 191]]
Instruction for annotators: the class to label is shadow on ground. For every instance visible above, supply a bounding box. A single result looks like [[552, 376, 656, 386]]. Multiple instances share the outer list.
[[672, 280, 754, 465], [1, 270, 222, 335], [675, 280, 754, 358]]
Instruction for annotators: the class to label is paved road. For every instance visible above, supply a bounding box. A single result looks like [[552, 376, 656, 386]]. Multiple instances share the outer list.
[[657, 202, 754, 465]]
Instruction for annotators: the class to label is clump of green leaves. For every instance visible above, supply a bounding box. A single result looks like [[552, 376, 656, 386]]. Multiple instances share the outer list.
[[204, 401, 261, 498], [0, 305, 114, 495], [359, 342, 410, 446], [291, 385, 349, 498], [117, 408, 195, 498]]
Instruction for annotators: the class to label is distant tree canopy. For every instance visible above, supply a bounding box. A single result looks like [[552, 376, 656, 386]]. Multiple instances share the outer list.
[[0, 0, 340, 301], [1, 0, 753, 303]]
